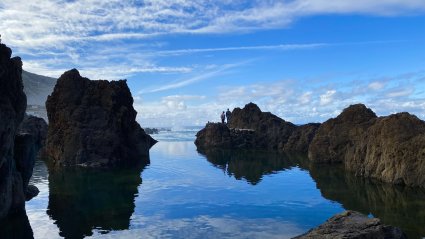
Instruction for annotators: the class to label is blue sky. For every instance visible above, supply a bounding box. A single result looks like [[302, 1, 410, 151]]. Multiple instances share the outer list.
[[1, 0, 425, 127]]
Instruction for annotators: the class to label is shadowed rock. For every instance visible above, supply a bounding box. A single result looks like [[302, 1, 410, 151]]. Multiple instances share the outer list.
[[293, 210, 406, 239], [45, 69, 156, 167], [0, 43, 27, 218], [18, 114, 48, 148]]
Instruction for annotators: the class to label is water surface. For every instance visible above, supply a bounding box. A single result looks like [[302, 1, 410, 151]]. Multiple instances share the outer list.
[[18, 127, 425, 238]]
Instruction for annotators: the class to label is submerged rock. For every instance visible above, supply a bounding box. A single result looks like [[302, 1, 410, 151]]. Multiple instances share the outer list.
[[0, 43, 28, 218], [309, 104, 425, 187], [293, 210, 406, 239], [45, 69, 157, 167]]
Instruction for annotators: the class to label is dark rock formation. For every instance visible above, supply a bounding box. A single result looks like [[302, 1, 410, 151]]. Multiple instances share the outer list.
[[196, 103, 318, 152], [45, 69, 157, 167], [47, 165, 144, 239], [308, 104, 377, 164], [0, 210, 34, 239], [284, 123, 320, 152], [0, 43, 27, 218], [18, 114, 48, 148], [195, 123, 256, 150], [13, 134, 36, 197], [228, 103, 297, 150], [293, 210, 406, 239], [309, 104, 425, 187]]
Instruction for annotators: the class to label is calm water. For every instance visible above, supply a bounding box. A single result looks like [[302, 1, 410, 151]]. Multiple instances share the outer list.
[[6, 127, 425, 238]]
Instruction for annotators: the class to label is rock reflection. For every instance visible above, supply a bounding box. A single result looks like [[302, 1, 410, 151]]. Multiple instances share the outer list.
[[46, 164, 146, 239], [0, 210, 34, 239], [198, 148, 298, 185], [294, 155, 425, 239]]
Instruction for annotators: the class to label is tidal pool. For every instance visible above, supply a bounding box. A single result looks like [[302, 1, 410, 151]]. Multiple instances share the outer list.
[[6, 128, 425, 238]]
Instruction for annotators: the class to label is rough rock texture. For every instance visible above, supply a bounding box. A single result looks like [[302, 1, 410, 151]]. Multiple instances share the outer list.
[[18, 114, 48, 148], [308, 104, 377, 164], [284, 123, 320, 152], [228, 103, 297, 150], [45, 69, 157, 167], [195, 123, 256, 150], [0, 43, 27, 218], [309, 104, 425, 187], [196, 103, 319, 152], [293, 210, 406, 239]]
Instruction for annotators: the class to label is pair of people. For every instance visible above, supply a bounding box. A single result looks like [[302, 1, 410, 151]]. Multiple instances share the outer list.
[[221, 109, 232, 124]]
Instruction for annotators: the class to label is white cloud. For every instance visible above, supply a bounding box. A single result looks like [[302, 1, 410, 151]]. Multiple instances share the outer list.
[[368, 81, 385, 90], [319, 90, 336, 106]]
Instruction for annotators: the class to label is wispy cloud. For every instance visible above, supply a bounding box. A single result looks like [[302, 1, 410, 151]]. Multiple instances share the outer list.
[[140, 61, 249, 93]]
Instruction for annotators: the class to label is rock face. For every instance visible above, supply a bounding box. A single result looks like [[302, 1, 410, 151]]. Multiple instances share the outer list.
[[309, 104, 425, 187], [0, 43, 28, 218], [228, 103, 297, 150], [293, 210, 406, 239], [195, 103, 317, 152], [45, 69, 157, 167]]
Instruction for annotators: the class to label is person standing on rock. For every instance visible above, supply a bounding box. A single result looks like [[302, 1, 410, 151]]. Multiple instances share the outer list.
[[226, 108, 231, 124], [221, 111, 225, 124]]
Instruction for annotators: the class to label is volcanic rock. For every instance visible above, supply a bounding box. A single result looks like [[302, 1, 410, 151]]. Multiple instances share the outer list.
[[195, 123, 256, 150], [228, 103, 297, 150], [44, 69, 157, 167], [0, 43, 27, 218], [284, 123, 320, 152], [18, 114, 48, 148], [293, 210, 406, 239], [309, 104, 425, 187]]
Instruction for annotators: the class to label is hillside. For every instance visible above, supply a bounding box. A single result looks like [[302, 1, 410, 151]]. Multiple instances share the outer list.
[[22, 70, 56, 106]]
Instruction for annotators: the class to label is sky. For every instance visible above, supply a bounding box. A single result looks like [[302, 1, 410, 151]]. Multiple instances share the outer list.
[[1, 0, 425, 127]]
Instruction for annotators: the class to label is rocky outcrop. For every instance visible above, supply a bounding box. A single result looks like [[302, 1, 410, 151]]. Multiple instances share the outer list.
[[144, 127, 159, 134], [309, 104, 425, 187], [196, 103, 313, 151], [45, 69, 157, 167], [284, 123, 320, 152], [294, 210, 406, 239], [195, 123, 256, 150], [0, 43, 28, 218], [228, 103, 297, 150]]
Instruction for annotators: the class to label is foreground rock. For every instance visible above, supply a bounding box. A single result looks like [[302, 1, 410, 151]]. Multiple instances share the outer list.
[[196, 103, 316, 152], [0, 43, 28, 218], [309, 104, 425, 187], [294, 210, 406, 239], [45, 69, 157, 167]]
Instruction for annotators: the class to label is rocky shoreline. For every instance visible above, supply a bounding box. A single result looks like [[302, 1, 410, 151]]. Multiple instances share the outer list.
[[196, 102, 425, 188]]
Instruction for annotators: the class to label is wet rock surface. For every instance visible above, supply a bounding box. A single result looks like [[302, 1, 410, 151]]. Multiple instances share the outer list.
[[45, 69, 156, 167], [0, 43, 28, 218], [293, 210, 406, 239]]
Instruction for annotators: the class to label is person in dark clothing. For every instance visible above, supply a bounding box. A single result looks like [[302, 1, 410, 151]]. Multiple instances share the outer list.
[[221, 111, 225, 124], [226, 108, 231, 124]]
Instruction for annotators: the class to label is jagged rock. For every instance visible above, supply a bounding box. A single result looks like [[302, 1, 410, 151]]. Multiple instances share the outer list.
[[44, 69, 157, 167], [229, 103, 297, 150], [13, 134, 35, 194], [18, 114, 48, 148], [284, 123, 320, 152], [25, 185, 39, 201], [293, 210, 406, 239], [0, 43, 28, 219], [308, 104, 377, 163], [309, 104, 425, 187]]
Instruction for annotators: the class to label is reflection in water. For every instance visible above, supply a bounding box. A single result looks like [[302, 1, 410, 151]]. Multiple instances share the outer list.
[[0, 211, 34, 239], [46, 164, 146, 239], [200, 151, 425, 238], [303, 160, 425, 239], [198, 148, 298, 185]]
